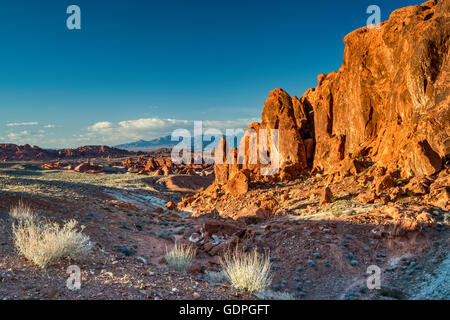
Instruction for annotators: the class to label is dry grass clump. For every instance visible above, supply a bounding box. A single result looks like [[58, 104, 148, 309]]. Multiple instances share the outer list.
[[220, 248, 273, 293], [165, 242, 197, 271], [12, 218, 92, 269], [9, 200, 35, 221]]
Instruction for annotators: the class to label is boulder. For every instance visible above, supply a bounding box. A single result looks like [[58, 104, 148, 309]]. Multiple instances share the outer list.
[[405, 176, 432, 195], [426, 184, 449, 209], [319, 187, 333, 205], [224, 170, 249, 197], [389, 187, 404, 201], [358, 191, 377, 204], [233, 206, 270, 223], [74, 162, 101, 173], [166, 201, 176, 210], [200, 220, 244, 239], [375, 174, 396, 195]]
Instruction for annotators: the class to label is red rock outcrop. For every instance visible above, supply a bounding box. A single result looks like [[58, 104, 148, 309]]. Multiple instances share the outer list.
[[118, 150, 213, 177], [183, 0, 449, 219], [304, 0, 449, 178], [223, 170, 249, 197], [426, 169, 450, 209], [319, 186, 333, 205], [259, 89, 311, 178], [214, 88, 315, 187], [74, 162, 102, 173], [214, 0, 448, 189]]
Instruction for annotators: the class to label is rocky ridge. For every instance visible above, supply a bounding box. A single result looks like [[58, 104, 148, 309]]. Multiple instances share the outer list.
[[0, 144, 137, 162], [182, 0, 449, 221]]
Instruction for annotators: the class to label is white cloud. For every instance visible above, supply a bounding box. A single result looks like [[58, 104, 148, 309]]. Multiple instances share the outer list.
[[8, 131, 30, 139], [6, 122, 39, 127], [1, 117, 260, 148], [90, 121, 112, 130], [4, 130, 48, 146], [118, 118, 168, 129], [86, 117, 259, 145]]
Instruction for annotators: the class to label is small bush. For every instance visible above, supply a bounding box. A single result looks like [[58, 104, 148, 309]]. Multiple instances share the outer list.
[[12, 218, 92, 269], [165, 242, 197, 271], [220, 248, 273, 293], [204, 270, 227, 284], [9, 200, 35, 221], [255, 290, 296, 300], [378, 286, 403, 299]]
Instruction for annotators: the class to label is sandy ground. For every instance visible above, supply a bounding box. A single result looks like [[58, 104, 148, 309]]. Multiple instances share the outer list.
[[0, 162, 448, 300]]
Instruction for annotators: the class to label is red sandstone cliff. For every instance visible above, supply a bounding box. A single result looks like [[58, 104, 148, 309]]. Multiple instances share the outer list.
[[215, 0, 449, 187], [307, 0, 449, 178]]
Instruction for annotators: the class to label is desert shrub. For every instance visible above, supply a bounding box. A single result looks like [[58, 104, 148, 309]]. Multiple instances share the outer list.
[[165, 242, 197, 271], [255, 290, 296, 300], [220, 248, 273, 293], [9, 200, 35, 221], [378, 286, 403, 299], [12, 218, 92, 269], [204, 270, 227, 284]]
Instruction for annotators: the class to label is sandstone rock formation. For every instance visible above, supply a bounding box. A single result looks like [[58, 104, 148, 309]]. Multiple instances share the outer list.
[[214, 0, 449, 190], [319, 187, 333, 205], [213, 88, 315, 188], [304, 0, 449, 178], [181, 0, 449, 219], [74, 162, 102, 173], [120, 154, 212, 177], [166, 201, 177, 210]]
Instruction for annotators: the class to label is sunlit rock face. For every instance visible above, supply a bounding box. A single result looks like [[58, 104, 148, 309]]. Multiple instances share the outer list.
[[213, 0, 449, 186], [305, 0, 449, 178]]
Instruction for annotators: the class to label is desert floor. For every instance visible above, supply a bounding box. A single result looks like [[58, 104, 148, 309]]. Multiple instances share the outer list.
[[0, 161, 448, 300]]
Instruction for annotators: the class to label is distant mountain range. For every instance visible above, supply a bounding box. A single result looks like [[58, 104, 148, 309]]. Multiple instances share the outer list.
[[115, 135, 232, 152], [115, 136, 177, 151]]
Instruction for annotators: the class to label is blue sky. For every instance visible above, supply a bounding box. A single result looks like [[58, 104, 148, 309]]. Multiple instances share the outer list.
[[0, 0, 423, 148]]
